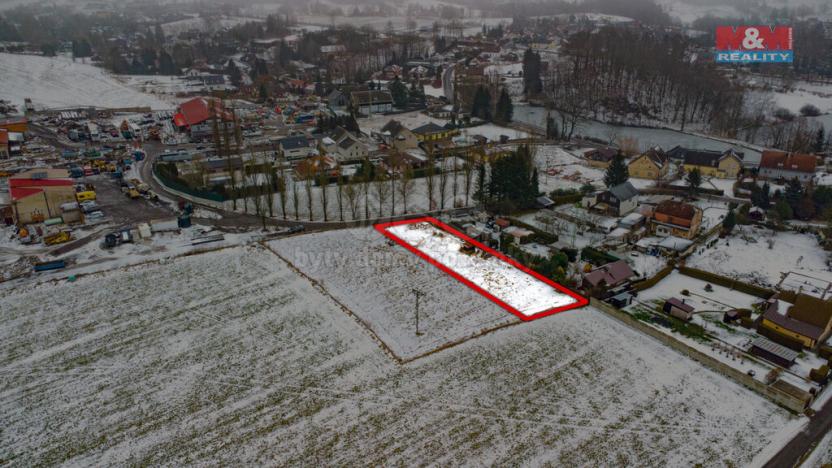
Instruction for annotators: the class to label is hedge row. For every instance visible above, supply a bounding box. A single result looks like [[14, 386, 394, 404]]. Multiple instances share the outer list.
[[550, 193, 584, 206], [631, 262, 675, 292], [507, 217, 558, 244], [678, 266, 775, 299], [581, 247, 619, 266]]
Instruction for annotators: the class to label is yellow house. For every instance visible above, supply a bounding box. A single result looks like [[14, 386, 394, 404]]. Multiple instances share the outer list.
[[678, 148, 743, 179], [411, 122, 458, 142], [628, 148, 669, 180], [759, 295, 832, 349]]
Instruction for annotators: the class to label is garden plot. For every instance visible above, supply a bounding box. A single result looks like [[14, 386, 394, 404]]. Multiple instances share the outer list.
[[535, 145, 605, 191], [0, 246, 801, 465], [268, 227, 520, 360], [378, 218, 586, 319], [688, 226, 832, 291]]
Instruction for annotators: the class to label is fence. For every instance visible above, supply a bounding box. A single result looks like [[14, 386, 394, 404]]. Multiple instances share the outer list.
[[677, 266, 776, 299], [591, 298, 812, 413]]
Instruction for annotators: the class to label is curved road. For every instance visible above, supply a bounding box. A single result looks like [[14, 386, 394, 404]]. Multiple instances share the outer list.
[[138, 141, 472, 232]]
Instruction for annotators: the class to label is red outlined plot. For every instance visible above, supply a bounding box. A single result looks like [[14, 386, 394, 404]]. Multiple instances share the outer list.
[[375, 217, 588, 321]]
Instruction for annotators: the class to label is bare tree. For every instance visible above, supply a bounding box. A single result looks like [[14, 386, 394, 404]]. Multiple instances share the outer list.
[[344, 178, 360, 220], [438, 157, 449, 210], [361, 156, 372, 219], [397, 164, 415, 213], [291, 174, 300, 220], [317, 166, 329, 222], [373, 169, 391, 217], [304, 172, 314, 221], [336, 171, 345, 221], [426, 151, 435, 210]]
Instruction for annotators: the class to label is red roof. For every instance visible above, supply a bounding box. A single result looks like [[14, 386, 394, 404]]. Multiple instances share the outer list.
[[173, 113, 187, 128], [0, 129, 7, 144], [9, 178, 74, 188], [760, 151, 817, 174], [10, 187, 43, 200], [178, 98, 212, 127]]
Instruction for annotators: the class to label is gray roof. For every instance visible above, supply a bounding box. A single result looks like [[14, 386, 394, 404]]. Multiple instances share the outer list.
[[608, 181, 639, 202], [751, 337, 799, 362], [280, 135, 311, 150]]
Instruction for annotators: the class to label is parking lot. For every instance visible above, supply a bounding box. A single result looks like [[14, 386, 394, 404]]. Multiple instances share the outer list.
[[82, 174, 173, 226]]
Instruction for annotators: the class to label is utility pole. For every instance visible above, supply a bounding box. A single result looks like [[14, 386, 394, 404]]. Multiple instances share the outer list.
[[412, 288, 425, 336]]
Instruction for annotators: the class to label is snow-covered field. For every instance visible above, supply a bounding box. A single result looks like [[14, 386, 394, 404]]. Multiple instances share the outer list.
[[687, 227, 832, 292], [0, 245, 799, 465], [0, 53, 173, 111], [383, 220, 582, 317], [269, 227, 518, 360], [535, 145, 605, 191]]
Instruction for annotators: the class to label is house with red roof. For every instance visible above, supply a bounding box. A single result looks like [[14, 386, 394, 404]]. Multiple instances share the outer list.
[[173, 97, 235, 142], [9, 169, 76, 224], [758, 151, 818, 183]]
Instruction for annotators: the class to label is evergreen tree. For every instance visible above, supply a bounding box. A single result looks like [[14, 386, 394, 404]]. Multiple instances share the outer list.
[[471, 86, 492, 121], [495, 88, 513, 124], [158, 51, 177, 75], [545, 112, 558, 140], [603, 153, 629, 188], [259, 83, 269, 102], [722, 208, 736, 233], [815, 127, 826, 153], [226, 59, 242, 87], [773, 199, 793, 220], [785, 177, 804, 208], [389, 78, 409, 108], [522, 48, 542, 96], [686, 167, 702, 195]]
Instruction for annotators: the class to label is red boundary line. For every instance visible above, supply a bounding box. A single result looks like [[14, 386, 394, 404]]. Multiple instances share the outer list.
[[374, 216, 588, 322]]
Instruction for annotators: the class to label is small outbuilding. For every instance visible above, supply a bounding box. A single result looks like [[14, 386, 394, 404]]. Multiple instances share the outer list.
[[662, 297, 695, 321], [749, 337, 799, 368]]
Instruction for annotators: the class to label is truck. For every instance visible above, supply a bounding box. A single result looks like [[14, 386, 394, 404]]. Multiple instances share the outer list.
[[33, 260, 66, 272], [127, 188, 141, 199], [44, 231, 71, 245]]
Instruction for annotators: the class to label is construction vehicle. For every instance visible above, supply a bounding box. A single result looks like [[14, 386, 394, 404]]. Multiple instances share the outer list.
[[127, 187, 141, 199], [76, 191, 96, 202], [44, 231, 71, 245]]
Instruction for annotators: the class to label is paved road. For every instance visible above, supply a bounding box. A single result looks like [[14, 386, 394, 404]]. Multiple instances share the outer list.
[[764, 397, 832, 468]]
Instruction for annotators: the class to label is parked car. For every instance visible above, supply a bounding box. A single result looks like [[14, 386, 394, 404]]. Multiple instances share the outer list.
[[80, 201, 98, 213], [86, 210, 105, 220]]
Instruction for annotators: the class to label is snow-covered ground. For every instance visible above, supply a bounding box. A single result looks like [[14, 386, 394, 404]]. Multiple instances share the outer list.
[[0, 245, 800, 465], [805, 429, 832, 467], [687, 226, 832, 292], [535, 144, 605, 191], [384, 220, 582, 317], [0, 53, 173, 111]]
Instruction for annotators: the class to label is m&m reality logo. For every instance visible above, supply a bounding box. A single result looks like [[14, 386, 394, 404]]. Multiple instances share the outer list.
[[715, 26, 793, 63]]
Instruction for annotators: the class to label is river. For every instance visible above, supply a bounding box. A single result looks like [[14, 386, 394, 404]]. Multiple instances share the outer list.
[[513, 105, 770, 165]]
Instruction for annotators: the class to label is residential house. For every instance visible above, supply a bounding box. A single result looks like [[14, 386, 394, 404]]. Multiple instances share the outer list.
[[350, 90, 393, 115], [279, 135, 316, 160], [10, 169, 77, 224], [582, 260, 636, 296], [583, 147, 618, 168], [0, 117, 28, 134], [380, 120, 419, 151], [758, 151, 818, 183], [759, 295, 832, 349], [649, 200, 702, 239], [411, 122, 458, 142], [327, 89, 350, 111], [628, 147, 669, 180], [668, 146, 743, 179], [593, 181, 639, 217]]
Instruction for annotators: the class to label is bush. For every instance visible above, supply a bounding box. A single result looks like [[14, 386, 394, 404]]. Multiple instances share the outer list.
[[800, 104, 821, 117], [581, 247, 619, 266], [774, 107, 796, 121], [681, 289, 690, 296]]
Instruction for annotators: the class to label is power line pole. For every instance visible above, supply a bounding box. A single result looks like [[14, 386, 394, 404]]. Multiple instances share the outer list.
[[412, 288, 425, 336]]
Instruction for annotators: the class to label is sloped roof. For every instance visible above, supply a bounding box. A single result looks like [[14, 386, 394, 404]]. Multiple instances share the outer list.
[[351, 90, 393, 105], [655, 200, 696, 220], [608, 181, 638, 202], [787, 295, 832, 330], [178, 97, 229, 127], [764, 304, 825, 340], [760, 151, 817, 173], [0, 129, 7, 144], [583, 260, 635, 287], [10, 187, 43, 200], [412, 122, 446, 135], [665, 297, 694, 313]]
